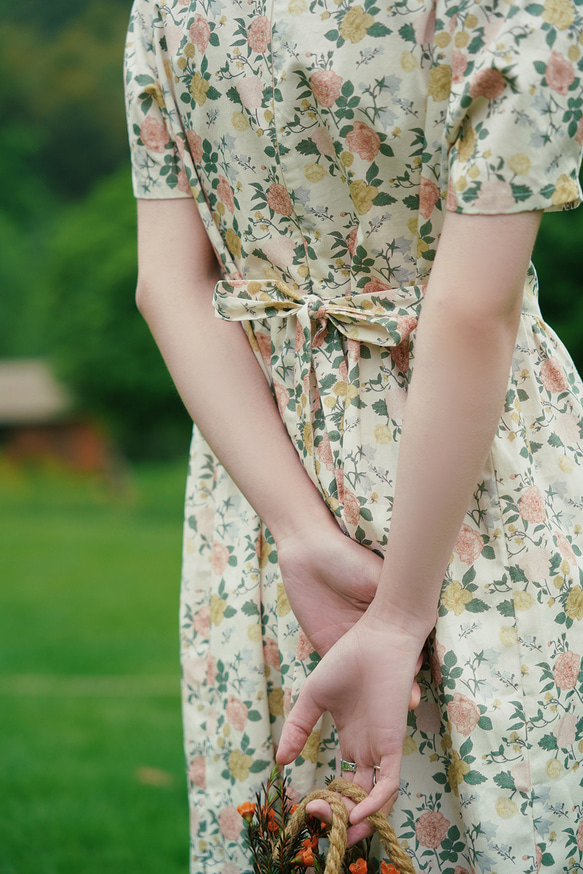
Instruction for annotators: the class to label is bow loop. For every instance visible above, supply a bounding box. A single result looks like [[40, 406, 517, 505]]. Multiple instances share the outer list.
[[213, 278, 424, 347]]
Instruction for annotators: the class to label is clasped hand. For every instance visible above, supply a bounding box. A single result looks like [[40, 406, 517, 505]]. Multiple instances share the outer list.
[[275, 524, 425, 844]]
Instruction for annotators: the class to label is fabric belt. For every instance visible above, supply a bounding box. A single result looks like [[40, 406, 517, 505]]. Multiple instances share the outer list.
[[213, 268, 541, 343], [213, 278, 425, 348]]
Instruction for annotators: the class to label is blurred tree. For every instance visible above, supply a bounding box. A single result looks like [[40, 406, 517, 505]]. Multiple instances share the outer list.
[[0, 1, 130, 199], [533, 209, 583, 375], [47, 168, 191, 459]]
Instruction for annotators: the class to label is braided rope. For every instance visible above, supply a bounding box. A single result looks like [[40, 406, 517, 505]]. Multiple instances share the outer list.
[[281, 778, 416, 874]]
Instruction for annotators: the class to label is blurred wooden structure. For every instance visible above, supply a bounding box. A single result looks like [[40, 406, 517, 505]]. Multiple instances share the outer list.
[[0, 359, 117, 474]]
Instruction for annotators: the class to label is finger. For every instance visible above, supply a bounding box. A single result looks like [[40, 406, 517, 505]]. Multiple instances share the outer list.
[[415, 652, 423, 674], [408, 678, 421, 710], [275, 686, 323, 765], [348, 756, 401, 824], [305, 799, 332, 824], [346, 793, 393, 846]]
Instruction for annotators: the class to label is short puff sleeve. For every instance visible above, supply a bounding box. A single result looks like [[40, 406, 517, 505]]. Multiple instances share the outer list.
[[124, 0, 191, 199], [444, 0, 583, 214]]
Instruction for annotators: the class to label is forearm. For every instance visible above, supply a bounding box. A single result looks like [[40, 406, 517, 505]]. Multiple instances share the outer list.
[[371, 210, 542, 637], [136, 199, 335, 543]]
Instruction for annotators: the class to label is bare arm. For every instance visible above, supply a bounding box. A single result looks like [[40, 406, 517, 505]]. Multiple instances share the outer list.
[[136, 197, 334, 543], [373, 209, 542, 635], [277, 209, 543, 823], [135, 197, 387, 659]]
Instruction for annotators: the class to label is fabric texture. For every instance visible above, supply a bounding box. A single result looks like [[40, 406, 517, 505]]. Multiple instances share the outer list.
[[124, 0, 583, 870]]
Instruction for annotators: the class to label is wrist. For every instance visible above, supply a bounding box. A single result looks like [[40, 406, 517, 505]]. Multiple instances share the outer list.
[[365, 588, 438, 643], [268, 489, 338, 549]]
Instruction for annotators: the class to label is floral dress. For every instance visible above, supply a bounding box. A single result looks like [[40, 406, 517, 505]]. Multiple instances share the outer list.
[[124, 0, 583, 869]]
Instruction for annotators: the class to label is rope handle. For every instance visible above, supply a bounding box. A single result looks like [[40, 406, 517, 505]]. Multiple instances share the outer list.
[[281, 778, 416, 874]]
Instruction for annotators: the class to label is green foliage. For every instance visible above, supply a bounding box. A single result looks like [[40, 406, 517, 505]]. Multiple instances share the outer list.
[[533, 209, 583, 375], [46, 169, 191, 458]]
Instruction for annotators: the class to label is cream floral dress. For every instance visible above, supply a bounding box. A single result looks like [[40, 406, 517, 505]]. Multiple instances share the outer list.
[[124, 0, 583, 869]]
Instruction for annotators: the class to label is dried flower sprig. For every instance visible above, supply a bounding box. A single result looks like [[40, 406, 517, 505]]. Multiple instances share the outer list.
[[237, 767, 389, 874]]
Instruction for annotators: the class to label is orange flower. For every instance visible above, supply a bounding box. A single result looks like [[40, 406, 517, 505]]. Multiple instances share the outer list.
[[380, 864, 400, 874], [296, 847, 314, 866], [349, 860, 367, 874], [237, 801, 255, 822]]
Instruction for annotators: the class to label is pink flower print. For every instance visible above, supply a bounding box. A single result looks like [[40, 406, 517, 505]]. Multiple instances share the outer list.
[[453, 868, 470, 874], [346, 226, 358, 255], [188, 755, 206, 788], [310, 69, 343, 107], [345, 121, 381, 160], [219, 806, 243, 840], [555, 533, 576, 563], [452, 50, 468, 84], [362, 276, 390, 294], [415, 810, 450, 848], [576, 116, 583, 145], [186, 129, 204, 162], [296, 629, 312, 661], [263, 638, 281, 668], [273, 381, 290, 414], [222, 865, 242, 874], [211, 542, 229, 575], [177, 168, 190, 192], [336, 477, 361, 525], [577, 818, 583, 851], [347, 338, 360, 362], [193, 605, 210, 636], [261, 236, 296, 267], [475, 179, 515, 212], [140, 117, 170, 153], [553, 651, 581, 690], [453, 523, 484, 565], [236, 75, 264, 109], [413, 5, 436, 43], [390, 338, 410, 373], [190, 14, 211, 53], [553, 713, 576, 748], [469, 68, 506, 99], [255, 331, 272, 364], [312, 126, 336, 157], [266, 183, 293, 216], [316, 432, 334, 471], [247, 16, 271, 53], [518, 486, 546, 524], [541, 357, 568, 392], [518, 546, 551, 582], [511, 760, 531, 792], [217, 176, 235, 213], [207, 654, 218, 685], [546, 51, 575, 96], [447, 692, 481, 736], [419, 176, 441, 219], [394, 314, 418, 339], [225, 695, 248, 731]]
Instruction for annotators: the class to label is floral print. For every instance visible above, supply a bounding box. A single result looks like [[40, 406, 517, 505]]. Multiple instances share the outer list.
[[124, 0, 583, 870]]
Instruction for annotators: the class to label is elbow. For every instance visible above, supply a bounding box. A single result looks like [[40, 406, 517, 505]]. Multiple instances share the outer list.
[[135, 273, 154, 321]]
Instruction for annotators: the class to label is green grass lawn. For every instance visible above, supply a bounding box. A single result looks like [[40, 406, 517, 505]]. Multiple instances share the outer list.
[[0, 459, 191, 874]]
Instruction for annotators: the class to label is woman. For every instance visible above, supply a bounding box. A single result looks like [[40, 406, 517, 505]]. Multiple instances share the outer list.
[[124, 0, 583, 869]]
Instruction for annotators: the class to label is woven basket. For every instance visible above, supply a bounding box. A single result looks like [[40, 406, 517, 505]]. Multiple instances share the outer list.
[[281, 778, 416, 874]]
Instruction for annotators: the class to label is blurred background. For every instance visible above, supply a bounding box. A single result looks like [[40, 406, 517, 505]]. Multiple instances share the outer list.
[[0, 0, 582, 872]]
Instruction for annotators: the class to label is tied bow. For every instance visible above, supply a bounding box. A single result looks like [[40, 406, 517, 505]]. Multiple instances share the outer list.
[[213, 278, 424, 348]]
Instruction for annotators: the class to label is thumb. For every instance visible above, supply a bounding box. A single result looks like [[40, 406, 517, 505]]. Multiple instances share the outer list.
[[275, 683, 323, 765]]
